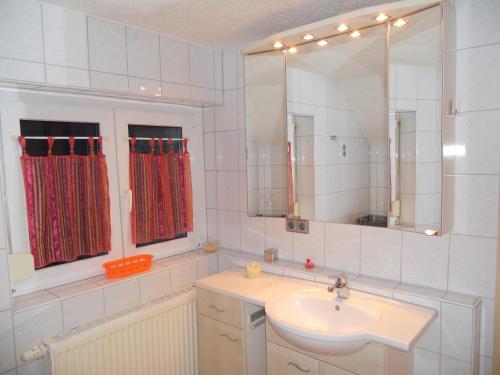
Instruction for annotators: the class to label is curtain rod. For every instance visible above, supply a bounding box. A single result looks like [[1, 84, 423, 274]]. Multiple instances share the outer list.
[[16, 136, 185, 141], [128, 137, 185, 141], [20, 136, 105, 140]]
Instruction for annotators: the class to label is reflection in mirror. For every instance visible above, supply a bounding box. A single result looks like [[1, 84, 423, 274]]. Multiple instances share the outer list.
[[388, 6, 442, 233], [287, 24, 387, 224], [245, 52, 287, 217]]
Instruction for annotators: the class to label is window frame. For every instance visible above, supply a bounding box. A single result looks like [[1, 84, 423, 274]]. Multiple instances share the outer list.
[[127, 123, 187, 247], [1, 102, 123, 295], [114, 109, 202, 260]]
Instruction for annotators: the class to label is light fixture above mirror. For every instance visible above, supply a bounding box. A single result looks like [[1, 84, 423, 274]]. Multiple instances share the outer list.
[[337, 24, 350, 32], [375, 13, 389, 22], [393, 18, 407, 27]]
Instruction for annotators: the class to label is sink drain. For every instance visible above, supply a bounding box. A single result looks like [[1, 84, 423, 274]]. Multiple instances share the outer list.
[[335, 305, 340, 311]]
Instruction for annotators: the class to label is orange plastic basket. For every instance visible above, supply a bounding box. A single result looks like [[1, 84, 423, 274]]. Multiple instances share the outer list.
[[103, 254, 153, 279]]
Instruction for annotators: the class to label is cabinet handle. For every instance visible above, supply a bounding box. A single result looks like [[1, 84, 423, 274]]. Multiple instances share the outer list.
[[251, 318, 265, 329], [208, 304, 225, 313], [288, 361, 310, 373], [220, 333, 238, 342]]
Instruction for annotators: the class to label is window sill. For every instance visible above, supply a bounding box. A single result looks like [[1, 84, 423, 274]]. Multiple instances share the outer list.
[[13, 249, 216, 313]]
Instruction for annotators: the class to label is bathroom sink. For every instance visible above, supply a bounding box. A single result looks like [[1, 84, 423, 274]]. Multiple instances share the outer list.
[[198, 269, 436, 354], [266, 288, 380, 354]]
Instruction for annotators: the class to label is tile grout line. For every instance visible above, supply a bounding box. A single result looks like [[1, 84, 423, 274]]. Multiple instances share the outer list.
[[451, 40, 500, 53], [124, 26, 130, 91], [157, 34, 162, 84], [40, 2, 47, 84], [85, 15, 91, 86]]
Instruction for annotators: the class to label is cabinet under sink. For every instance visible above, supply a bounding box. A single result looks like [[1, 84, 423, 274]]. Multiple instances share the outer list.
[[197, 288, 266, 375], [196, 287, 416, 375]]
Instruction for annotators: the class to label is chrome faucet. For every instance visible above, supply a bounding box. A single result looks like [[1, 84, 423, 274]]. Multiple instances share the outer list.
[[327, 274, 350, 299]]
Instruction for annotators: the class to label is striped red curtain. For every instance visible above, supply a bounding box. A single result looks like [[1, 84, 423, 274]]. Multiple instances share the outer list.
[[129, 137, 193, 245], [18, 136, 111, 269]]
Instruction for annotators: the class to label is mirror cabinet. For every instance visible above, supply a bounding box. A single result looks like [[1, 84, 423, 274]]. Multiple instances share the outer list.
[[244, 2, 453, 235]]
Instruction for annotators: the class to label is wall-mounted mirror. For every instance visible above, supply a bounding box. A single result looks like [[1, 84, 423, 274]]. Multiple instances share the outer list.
[[245, 52, 287, 217], [245, 4, 443, 235]]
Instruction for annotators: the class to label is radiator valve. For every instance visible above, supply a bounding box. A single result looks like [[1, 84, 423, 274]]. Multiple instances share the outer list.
[[21, 344, 48, 363]]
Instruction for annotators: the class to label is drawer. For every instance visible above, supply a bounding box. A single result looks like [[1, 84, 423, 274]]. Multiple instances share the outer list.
[[197, 287, 244, 329], [267, 341, 319, 375], [198, 315, 246, 375], [266, 321, 386, 375]]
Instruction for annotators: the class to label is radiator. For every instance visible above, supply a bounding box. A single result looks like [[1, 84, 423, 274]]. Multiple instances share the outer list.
[[43, 288, 198, 375]]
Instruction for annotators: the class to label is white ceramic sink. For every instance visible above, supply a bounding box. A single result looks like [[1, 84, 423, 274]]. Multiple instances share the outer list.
[[266, 287, 434, 355], [197, 269, 437, 354], [266, 288, 379, 354]]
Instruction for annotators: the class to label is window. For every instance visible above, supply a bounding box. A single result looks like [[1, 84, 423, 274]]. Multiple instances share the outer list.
[[128, 124, 187, 247], [18, 120, 110, 270], [3, 102, 199, 294], [20, 120, 99, 156]]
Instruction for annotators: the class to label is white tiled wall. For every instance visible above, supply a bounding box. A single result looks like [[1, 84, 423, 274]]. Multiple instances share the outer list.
[[0, 0, 223, 105], [207, 2, 500, 372]]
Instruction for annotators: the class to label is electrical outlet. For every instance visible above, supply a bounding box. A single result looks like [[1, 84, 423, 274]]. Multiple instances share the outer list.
[[296, 219, 309, 234], [286, 218, 296, 232], [285, 218, 309, 234]]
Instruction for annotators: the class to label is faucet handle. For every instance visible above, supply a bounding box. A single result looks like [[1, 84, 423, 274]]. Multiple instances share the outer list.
[[328, 274, 348, 288]]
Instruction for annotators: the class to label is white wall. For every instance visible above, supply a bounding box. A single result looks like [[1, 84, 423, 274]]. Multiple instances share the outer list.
[[207, 1, 500, 372]]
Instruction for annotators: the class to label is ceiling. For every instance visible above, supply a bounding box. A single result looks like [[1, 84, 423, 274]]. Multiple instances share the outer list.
[[41, 0, 401, 48]]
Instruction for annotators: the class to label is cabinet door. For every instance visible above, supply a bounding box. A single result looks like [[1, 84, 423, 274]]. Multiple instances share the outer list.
[[267, 341, 319, 375], [199, 315, 245, 375]]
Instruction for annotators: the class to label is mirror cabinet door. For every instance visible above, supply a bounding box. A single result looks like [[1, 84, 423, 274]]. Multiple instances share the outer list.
[[244, 52, 288, 217], [286, 24, 388, 224], [387, 5, 443, 234]]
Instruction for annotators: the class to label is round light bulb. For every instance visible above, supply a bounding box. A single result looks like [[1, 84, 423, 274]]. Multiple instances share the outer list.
[[317, 40, 328, 46], [375, 13, 389, 22], [350, 30, 362, 38], [394, 18, 407, 27], [424, 229, 438, 236], [287, 47, 298, 54], [337, 24, 350, 32], [303, 33, 315, 41], [273, 41, 283, 49]]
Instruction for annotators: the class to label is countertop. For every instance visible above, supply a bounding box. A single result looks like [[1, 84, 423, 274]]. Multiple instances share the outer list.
[[195, 268, 437, 351]]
